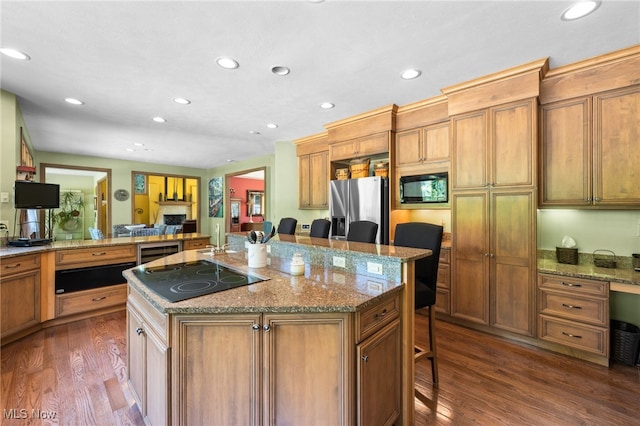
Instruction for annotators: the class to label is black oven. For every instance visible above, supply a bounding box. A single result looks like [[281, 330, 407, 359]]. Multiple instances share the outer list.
[[55, 262, 136, 294]]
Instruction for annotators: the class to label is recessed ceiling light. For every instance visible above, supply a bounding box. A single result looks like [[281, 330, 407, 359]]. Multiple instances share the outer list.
[[126, 148, 135, 152], [249, 130, 261, 135], [320, 102, 335, 109], [144, 148, 154, 152], [153, 117, 167, 123], [561, 0, 601, 20], [64, 98, 84, 105], [271, 66, 290, 76], [266, 123, 279, 129], [216, 57, 239, 69], [401, 69, 422, 80], [134, 142, 144, 146], [0, 48, 31, 60], [173, 97, 191, 105]]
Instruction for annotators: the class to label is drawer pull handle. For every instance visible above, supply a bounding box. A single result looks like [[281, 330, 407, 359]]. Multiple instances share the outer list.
[[92, 252, 107, 256], [92, 296, 107, 302], [561, 282, 581, 288], [136, 327, 144, 336], [4, 263, 21, 269], [561, 303, 582, 310], [374, 309, 388, 320], [561, 331, 582, 339]]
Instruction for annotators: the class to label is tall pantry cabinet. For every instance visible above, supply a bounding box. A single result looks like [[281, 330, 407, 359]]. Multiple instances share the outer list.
[[443, 58, 548, 337]]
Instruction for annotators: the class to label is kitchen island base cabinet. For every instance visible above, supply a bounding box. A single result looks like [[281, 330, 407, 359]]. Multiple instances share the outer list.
[[1, 253, 41, 341], [173, 313, 352, 426]]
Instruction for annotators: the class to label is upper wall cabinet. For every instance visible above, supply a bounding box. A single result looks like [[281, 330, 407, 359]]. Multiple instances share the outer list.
[[329, 132, 389, 162], [539, 46, 640, 208], [295, 133, 329, 210]]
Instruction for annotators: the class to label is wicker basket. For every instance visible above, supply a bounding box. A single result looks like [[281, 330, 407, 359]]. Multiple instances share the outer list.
[[593, 249, 616, 268], [611, 320, 640, 366], [335, 168, 350, 180], [556, 247, 578, 265], [373, 161, 389, 178], [349, 158, 370, 179]]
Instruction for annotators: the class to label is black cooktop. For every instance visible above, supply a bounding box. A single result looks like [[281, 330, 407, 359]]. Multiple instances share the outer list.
[[132, 259, 266, 303]]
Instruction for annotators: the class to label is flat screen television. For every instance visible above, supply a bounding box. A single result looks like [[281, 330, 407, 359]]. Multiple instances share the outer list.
[[14, 181, 60, 209], [399, 172, 448, 204]]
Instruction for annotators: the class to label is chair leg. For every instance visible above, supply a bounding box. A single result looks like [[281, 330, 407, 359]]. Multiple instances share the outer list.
[[428, 305, 438, 384]]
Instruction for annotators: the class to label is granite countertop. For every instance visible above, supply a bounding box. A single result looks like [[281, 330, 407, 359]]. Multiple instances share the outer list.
[[537, 253, 640, 287], [124, 249, 404, 315], [0, 233, 211, 259]]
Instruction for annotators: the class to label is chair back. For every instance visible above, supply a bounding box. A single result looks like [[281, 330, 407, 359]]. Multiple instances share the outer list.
[[88, 227, 104, 240], [310, 219, 331, 238], [394, 222, 443, 291], [277, 217, 298, 235], [165, 225, 181, 235], [112, 224, 131, 237], [263, 221, 273, 235], [153, 224, 168, 235], [346, 220, 378, 243], [131, 227, 161, 237]]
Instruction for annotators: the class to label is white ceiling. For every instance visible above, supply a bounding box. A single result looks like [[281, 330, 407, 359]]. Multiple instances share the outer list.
[[1, 1, 638, 170]]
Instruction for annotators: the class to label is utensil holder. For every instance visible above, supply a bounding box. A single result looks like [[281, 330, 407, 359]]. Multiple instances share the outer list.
[[248, 243, 267, 268]]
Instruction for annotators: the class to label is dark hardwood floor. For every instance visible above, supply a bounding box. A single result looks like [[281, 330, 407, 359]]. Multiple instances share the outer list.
[[1, 310, 639, 425]]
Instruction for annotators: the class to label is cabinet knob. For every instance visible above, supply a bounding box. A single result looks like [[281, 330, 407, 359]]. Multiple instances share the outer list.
[[594, 197, 601, 202], [252, 324, 260, 331], [135, 327, 144, 336], [361, 355, 369, 362], [263, 324, 271, 332], [374, 309, 388, 320]]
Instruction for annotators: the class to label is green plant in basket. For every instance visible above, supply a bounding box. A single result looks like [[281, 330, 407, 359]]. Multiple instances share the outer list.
[[54, 191, 85, 231]]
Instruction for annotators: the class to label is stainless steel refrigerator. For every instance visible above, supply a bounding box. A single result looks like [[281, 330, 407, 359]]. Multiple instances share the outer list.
[[329, 176, 389, 244]]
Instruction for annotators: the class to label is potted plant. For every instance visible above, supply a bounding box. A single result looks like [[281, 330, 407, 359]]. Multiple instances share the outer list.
[[54, 191, 85, 231]]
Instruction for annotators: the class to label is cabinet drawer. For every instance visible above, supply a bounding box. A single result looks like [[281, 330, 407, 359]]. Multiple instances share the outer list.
[[128, 287, 168, 341], [56, 284, 127, 317], [439, 248, 450, 264], [183, 238, 210, 250], [538, 315, 608, 356], [56, 245, 137, 270], [437, 263, 450, 289], [1, 254, 40, 277], [539, 290, 607, 326], [538, 274, 608, 297], [356, 293, 400, 343]]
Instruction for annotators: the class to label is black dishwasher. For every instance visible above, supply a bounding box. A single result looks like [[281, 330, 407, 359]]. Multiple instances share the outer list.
[[55, 262, 136, 294]]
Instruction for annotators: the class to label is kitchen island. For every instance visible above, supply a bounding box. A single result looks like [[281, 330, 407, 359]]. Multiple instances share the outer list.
[[123, 235, 431, 425]]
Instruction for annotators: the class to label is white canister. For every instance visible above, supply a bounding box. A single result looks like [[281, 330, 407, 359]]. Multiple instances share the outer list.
[[290, 253, 305, 276], [248, 243, 267, 268]]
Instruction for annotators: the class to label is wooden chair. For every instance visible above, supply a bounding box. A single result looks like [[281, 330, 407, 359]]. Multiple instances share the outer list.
[[309, 219, 331, 238], [346, 220, 378, 243], [277, 217, 297, 235], [393, 222, 443, 386]]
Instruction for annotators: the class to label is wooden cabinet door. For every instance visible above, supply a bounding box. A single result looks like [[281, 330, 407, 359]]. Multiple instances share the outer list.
[[298, 154, 311, 207], [539, 97, 592, 206], [594, 85, 640, 205], [330, 140, 359, 161], [127, 305, 145, 412], [357, 319, 401, 426], [423, 122, 450, 163], [309, 150, 329, 208], [174, 314, 261, 426], [358, 133, 389, 157], [491, 99, 536, 188], [451, 111, 487, 189], [0, 269, 40, 338], [263, 313, 350, 426], [145, 324, 169, 426], [490, 189, 536, 336], [451, 190, 489, 325], [396, 129, 422, 167]]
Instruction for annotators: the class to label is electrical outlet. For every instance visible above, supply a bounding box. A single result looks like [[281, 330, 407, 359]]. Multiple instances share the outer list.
[[367, 262, 383, 275], [0, 220, 8, 230], [333, 256, 346, 268]]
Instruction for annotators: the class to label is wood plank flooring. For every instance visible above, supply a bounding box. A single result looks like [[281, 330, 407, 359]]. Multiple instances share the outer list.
[[1, 311, 639, 425]]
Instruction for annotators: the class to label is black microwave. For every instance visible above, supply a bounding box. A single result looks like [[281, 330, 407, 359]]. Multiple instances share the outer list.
[[399, 172, 448, 204]]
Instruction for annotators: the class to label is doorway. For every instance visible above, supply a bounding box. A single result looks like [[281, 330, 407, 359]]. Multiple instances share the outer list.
[[40, 163, 111, 240], [225, 168, 266, 233]]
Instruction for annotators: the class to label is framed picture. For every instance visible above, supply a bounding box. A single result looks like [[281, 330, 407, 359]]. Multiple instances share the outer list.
[[134, 173, 147, 194], [230, 198, 241, 224]]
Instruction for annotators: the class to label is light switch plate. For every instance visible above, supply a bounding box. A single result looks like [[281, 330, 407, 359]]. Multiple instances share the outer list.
[[367, 262, 383, 275], [0, 192, 9, 203], [333, 256, 346, 268]]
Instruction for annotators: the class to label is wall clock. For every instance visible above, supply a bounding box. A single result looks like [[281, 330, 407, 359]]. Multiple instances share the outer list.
[[114, 189, 130, 201]]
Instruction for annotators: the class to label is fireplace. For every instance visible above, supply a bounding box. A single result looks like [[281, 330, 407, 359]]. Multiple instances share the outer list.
[[164, 214, 186, 225]]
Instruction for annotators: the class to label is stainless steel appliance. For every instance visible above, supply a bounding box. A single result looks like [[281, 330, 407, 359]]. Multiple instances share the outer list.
[[137, 241, 182, 265], [131, 259, 267, 302], [329, 176, 389, 244]]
